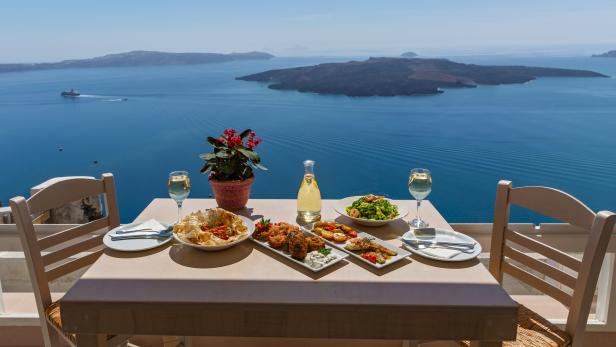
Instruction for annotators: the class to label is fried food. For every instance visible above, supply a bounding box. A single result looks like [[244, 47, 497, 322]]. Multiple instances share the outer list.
[[267, 222, 299, 249], [306, 236, 325, 252], [288, 230, 308, 260], [312, 221, 357, 243], [345, 237, 398, 264]]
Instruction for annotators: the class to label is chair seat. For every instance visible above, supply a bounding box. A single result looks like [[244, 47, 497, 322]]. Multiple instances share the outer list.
[[46, 302, 119, 345], [461, 305, 571, 347], [46, 302, 77, 343]]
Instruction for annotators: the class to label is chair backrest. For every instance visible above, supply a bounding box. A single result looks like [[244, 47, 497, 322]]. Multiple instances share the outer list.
[[9, 173, 120, 345], [490, 180, 615, 347]]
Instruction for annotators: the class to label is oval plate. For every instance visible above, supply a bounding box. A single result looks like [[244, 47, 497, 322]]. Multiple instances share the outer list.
[[104, 222, 173, 252], [173, 215, 254, 251], [401, 228, 481, 262], [334, 196, 409, 227]]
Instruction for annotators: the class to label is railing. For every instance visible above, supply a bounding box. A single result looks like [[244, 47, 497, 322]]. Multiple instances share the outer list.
[[1, 221, 615, 334]]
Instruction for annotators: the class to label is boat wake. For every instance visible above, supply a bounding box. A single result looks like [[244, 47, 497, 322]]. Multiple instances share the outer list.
[[75, 94, 128, 102]]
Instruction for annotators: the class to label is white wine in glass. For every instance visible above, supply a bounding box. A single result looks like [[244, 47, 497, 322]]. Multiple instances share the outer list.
[[408, 168, 432, 228], [168, 171, 190, 223]]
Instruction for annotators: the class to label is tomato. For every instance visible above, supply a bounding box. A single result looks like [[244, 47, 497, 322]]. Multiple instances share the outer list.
[[346, 230, 357, 238], [361, 252, 378, 264], [323, 224, 336, 231]]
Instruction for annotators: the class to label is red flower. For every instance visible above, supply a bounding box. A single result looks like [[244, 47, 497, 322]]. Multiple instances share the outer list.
[[228, 135, 243, 147], [217, 136, 226, 144], [223, 128, 237, 139]]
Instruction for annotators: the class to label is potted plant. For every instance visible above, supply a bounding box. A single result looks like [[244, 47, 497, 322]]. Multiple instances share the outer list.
[[200, 128, 266, 210]]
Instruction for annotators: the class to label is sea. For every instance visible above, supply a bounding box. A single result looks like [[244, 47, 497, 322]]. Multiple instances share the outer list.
[[1, 56, 615, 223]]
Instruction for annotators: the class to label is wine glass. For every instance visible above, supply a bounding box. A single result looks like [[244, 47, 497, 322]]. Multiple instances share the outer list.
[[408, 168, 432, 228], [168, 171, 190, 223]]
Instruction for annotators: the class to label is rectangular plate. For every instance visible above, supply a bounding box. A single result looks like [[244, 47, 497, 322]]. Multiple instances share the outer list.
[[302, 224, 411, 269], [250, 230, 348, 272]]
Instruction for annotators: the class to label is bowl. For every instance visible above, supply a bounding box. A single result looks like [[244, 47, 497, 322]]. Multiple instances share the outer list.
[[333, 196, 409, 227], [173, 215, 254, 251]]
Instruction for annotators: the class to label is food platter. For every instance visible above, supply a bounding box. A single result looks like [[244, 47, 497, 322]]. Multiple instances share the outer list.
[[250, 219, 348, 272], [334, 195, 409, 226], [172, 209, 253, 251], [303, 221, 411, 269]]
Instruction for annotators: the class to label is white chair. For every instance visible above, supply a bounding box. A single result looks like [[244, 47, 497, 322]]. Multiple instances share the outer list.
[[10, 173, 131, 347], [463, 180, 615, 347]]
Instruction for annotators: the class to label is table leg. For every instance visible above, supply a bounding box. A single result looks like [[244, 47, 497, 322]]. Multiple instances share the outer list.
[[75, 333, 106, 347]]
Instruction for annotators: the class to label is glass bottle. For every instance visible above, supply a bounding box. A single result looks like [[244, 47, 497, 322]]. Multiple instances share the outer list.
[[297, 160, 321, 223]]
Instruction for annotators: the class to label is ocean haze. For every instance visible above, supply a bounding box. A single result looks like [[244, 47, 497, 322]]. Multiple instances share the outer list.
[[1, 1, 616, 62]]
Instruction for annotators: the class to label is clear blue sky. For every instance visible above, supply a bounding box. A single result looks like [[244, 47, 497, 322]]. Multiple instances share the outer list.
[[1, 0, 615, 62]]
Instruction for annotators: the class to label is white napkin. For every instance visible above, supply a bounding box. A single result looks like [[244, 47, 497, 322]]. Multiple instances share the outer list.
[[111, 219, 168, 236], [420, 247, 461, 259], [407, 232, 463, 259]]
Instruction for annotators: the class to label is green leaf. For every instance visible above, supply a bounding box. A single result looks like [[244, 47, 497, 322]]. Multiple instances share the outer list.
[[199, 153, 216, 160], [215, 151, 231, 158], [207, 136, 223, 147], [239, 129, 252, 139], [237, 147, 259, 161], [252, 162, 268, 171], [200, 163, 213, 174]]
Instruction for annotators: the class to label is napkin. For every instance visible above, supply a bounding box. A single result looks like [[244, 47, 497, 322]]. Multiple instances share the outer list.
[[419, 247, 461, 259], [111, 219, 169, 237]]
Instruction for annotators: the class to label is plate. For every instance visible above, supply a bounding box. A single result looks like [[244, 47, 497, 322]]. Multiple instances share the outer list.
[[104, 221, 173, 252], [334, 196, 409, 227], [401, 228, 482, 262], [173, 215, 254, 251], [303, 223, 411, 269], [250, 229, 348, 272]]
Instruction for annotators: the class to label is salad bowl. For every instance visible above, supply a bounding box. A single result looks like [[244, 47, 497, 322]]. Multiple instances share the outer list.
[[334, 195, 409, 227]]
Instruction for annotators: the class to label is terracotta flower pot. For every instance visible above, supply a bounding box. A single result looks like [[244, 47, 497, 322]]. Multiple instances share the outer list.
[[209, 176, 254, 211]]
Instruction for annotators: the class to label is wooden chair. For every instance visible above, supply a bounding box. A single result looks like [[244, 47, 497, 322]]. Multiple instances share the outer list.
[[464, 180, 615, 347], [10, 173, 131, 347]]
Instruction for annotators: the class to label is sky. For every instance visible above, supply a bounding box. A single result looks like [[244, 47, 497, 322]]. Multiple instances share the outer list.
[[1, 0, 616, 62]]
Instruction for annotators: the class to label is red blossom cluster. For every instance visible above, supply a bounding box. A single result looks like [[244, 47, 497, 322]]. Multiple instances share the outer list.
[[218, 128, 262, 149]]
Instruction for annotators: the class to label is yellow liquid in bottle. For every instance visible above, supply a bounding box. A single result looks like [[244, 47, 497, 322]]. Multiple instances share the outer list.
[[297, 173, 321, 222]]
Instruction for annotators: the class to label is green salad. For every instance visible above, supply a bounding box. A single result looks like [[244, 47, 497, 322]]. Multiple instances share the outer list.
[[346, 194, 399, 220]]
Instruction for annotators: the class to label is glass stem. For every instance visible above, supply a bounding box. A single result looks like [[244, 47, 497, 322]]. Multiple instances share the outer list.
[[177, 201, 183, 223], [416, 199, 422, 221]]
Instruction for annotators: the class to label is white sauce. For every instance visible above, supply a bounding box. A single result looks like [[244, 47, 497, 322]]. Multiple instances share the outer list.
[[305, 250, 337, 269]]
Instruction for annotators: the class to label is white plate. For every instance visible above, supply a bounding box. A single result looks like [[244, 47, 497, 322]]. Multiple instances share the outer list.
[[401, 228, 482, 262], [250, 230, 348, 272], [334, 196, 409, 227], [303, 223, 411, 269], [172, 215, 254, 251], [104, 221, 173, 252]]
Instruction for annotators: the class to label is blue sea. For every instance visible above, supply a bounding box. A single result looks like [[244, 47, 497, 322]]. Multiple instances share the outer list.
[[1, 56, 615, 223]]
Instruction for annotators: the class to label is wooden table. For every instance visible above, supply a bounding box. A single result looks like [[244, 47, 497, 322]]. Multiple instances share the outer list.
[[60, 199, 518, 346]]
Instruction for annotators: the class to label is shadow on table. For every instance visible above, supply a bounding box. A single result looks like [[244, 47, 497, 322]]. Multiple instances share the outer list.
[[408, 251, 480, 269], [346, 255, 412, 276], [105, 242, 172, 258], [251, 246, 348, 280], [234, 208, 264, 222], [168, 242, 254, 268]]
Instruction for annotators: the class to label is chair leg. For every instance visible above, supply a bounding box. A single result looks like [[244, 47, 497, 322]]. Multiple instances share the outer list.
[[42, 321, 61, 347]]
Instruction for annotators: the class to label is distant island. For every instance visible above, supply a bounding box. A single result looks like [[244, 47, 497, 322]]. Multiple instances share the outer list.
[[237, 57, 608, 97], [592, 50, 616, 58], [401, 51, 418, 58], [0, 50, 274, 73]]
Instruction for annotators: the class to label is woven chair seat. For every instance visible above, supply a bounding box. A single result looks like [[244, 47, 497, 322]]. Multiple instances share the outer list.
[[461, 305, 571, 347], [46, 302, 118, 345]]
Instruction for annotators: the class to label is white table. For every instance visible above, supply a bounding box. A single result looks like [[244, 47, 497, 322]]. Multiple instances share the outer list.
[[60, 199, 517, 346]]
